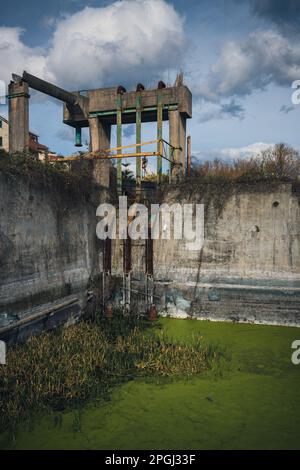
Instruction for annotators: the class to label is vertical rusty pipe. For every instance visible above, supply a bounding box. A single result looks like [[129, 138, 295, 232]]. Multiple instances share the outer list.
[[123, 236, 132, 274], [104, 238, 112, 273], [123, 217, 132, 314], [102, 238, 112, 316], [145, 224, 153, 276], [146, 223, 155, 317]]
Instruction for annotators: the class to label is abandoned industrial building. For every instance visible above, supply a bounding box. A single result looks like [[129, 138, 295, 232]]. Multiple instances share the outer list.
[[1, 0, 300, 454], [0, 69, 298, 345], [0, 66, 299, 453]]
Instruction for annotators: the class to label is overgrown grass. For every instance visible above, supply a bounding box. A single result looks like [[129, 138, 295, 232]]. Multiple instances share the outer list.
[[0, 315, 221, 434], [0, 150, 94, 201]]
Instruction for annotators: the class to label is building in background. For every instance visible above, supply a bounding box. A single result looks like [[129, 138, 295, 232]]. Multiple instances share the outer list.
[[0, 114, 57, 160], [29, 132, 50, 161], [0, 115, 9, 152]]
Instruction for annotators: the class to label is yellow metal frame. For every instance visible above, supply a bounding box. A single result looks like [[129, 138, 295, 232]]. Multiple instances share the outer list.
[[54, 139, 182, 166]]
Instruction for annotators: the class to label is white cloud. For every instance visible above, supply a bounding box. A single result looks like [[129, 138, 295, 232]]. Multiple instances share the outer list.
[[194, 29, 300, 100], [0, 27, 46, 84], [193, 142, 274, 162], [0, 0, 184, 91], [47, 1, 184, 89]]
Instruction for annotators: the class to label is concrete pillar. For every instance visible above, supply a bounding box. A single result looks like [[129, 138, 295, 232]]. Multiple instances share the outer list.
[[89, 117, 111, 188], [169, 109, 186, 181], [8, 81, 30, 153]]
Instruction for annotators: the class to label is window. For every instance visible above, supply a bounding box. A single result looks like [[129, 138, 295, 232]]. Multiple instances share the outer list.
[[0, 120, 2, 128], [0, 136, 3, 147]]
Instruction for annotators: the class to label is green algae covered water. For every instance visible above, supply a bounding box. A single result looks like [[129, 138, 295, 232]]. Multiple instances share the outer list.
[[1, 318, 300, 450]]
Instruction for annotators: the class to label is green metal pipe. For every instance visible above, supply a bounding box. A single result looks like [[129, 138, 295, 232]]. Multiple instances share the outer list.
[[136, 94, 142, 200], [116, 94, 123, 195], [157, 93, 163, 183], [75, 126, 82, 147], [89, 104, 178, 118]]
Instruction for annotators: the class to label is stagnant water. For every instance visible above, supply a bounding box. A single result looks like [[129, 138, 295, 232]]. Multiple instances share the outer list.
[[1, 318, 300, 449]]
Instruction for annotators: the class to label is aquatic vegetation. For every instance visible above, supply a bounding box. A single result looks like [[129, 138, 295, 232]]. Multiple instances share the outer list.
[[0, 315, 220, 434], [2, 319, 299, 450]]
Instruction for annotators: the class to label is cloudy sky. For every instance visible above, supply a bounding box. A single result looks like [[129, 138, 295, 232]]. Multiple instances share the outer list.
[[0, 0, 300, 164]]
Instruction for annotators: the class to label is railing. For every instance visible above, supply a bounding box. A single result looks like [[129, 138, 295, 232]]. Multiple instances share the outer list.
[[54, 139, 181, 164], [53, 139, 182, 190]]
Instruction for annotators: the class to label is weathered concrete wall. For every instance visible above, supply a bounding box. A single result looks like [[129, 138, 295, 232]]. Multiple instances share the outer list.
[[8, 81, 29, 153], [154, 181, 300, 284], [111, 181, 300, 325], [1, 173, 299, 328], [156, 181, 300, 325], [0, 173, 104, 319]]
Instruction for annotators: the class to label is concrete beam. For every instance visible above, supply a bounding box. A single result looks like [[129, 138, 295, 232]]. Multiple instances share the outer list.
[[22, 71, 77, 105], [64, 85, 192, 127], [8, 81, 29, 153]]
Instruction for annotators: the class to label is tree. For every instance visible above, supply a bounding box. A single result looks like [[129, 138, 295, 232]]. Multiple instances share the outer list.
[[260, 143, 300, 180]]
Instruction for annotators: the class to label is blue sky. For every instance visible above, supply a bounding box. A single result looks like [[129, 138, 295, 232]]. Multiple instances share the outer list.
[[0, 0, 300, 164]]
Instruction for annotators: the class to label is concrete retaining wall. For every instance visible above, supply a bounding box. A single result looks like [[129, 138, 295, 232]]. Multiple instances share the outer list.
[[1, 173, 299, 329], [0, 173, 103, 323], [112, 181, 300, 326]]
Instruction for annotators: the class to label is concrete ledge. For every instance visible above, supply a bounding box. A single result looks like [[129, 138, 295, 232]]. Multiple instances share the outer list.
[[0, 295, 81, 345]]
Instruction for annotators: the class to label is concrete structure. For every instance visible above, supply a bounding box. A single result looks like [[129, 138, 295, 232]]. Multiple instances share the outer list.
[[8, 72, 192, 187], [111, 181, 300, 326], [5, 72, 299, 333], [88, 117, 111, 188], [64, 84, 192, 181], [8, 80, 30, 153], [0, 172, 104, 328], [0, 115, 9, 152], [0, 170, 299, 341]]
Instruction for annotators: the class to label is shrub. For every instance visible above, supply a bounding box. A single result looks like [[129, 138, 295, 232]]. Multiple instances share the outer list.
[[191, 143, 300, 182], [0, 150, 94, 201]]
